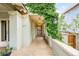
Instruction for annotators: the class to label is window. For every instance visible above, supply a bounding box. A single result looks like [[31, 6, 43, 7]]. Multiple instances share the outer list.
[[1, 21, 6, 41]]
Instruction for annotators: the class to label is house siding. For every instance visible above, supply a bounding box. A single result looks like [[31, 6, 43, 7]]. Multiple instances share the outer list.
[[64, 5, 79, 25]]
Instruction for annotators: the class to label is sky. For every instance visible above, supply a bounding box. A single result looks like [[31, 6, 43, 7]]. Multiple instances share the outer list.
[[56, 3, 74, 14]]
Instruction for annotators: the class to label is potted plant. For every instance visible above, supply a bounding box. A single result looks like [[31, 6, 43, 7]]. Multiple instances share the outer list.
[[0, 47, 13, 56]]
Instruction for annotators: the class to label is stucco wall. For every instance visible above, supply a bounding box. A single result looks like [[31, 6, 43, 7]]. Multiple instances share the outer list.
[[9, 11, 24, 50], [22, 15, 32, 48], [8, 11, 32, 50], [0, 18, 9, 47], [48, 37, 79, 56], [45, 31, 79, 56], [9, 11, 32, 49], [16, 12, 23, 50], [9, 11, 17, 49]]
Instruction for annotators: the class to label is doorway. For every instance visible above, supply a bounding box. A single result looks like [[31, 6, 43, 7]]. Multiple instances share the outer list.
[[1, 21, 7, 41]]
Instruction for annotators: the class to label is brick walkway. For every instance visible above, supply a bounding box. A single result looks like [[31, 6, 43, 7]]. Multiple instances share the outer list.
[[11, 37, 53, 56]]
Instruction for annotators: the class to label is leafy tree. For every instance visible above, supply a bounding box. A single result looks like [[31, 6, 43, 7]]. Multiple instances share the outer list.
[[25, 3, 60, 39], [69, 15, 79, 35], [58, 15, 69, 32], [59, 15, 79, 36]]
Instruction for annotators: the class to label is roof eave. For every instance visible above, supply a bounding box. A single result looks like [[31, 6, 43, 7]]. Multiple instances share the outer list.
[[11, 3, 28, 15], [62, 3, 79, 15]]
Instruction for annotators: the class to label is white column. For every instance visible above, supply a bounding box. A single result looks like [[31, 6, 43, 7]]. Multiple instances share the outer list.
[[8, 11, 22, 50], [8, 11, 17, 49], [16, 12, 22, 50]]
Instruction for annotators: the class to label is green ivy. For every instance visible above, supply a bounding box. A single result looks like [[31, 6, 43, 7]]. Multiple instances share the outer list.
[[24, 3, 61, 39]]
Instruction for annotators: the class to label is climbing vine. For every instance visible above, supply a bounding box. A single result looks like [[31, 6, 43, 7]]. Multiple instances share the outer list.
[[24, 3, 60, 39]]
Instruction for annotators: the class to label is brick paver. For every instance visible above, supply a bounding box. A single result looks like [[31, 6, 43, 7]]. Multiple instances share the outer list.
[[11, 37, 53, 56]]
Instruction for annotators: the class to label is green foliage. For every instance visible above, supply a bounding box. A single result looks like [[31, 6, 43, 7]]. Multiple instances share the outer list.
[[69, 15, 79, 34], [25, 3, 60, 39], [59, 15, 79, 36], [58, 15, 69, 32], [0, 47, 12, 56]]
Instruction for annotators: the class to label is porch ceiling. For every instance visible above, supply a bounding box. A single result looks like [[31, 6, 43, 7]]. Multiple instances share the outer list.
[[0, 3, 15, 12], [0, 3, 28, 15], [0, 12, 9, 18]]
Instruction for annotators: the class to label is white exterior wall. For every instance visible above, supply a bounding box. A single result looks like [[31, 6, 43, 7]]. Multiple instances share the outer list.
[[0, 18, 9, 47], [48, 37, 79, 56], [0, 6, 33, 49], [0, 13, 9, 47], [45, 31, 79, 56], [7, 11, 33, 50], [9, 11, 17, 49], [22, 15, 32, 47], [63, 5, 79, 50], [9, 11, 23, 50], [16, 12, 23, 50]]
